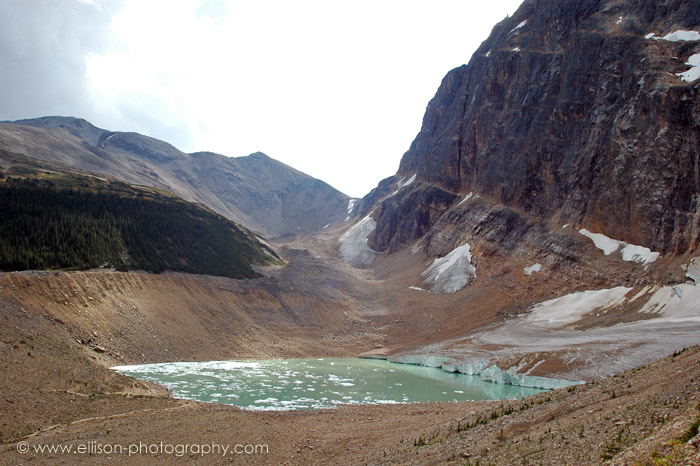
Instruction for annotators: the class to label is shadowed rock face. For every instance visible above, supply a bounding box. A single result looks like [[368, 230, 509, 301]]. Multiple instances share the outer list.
[[0, 116, 350, 237], [367, 0, 700, 256]]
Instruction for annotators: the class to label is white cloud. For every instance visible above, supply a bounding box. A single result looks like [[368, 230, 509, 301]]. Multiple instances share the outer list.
[[2, 0, 524, 197]]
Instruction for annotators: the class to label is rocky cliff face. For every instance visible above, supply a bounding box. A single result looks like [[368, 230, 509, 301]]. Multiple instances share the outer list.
[[354, 0, 700, 279], [0, 116, 350, 237]]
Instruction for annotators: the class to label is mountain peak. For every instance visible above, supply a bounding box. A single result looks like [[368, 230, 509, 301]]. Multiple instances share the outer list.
[[0, 117, 350, 237]]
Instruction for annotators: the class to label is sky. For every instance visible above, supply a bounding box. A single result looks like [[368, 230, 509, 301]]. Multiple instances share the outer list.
[[0, 0, 523, 198]]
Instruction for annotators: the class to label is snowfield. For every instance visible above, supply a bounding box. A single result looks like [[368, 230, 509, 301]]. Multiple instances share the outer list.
[[579, 228, 659, 265], [525, 287, 632, 328], [661, 30, 700, 42], [398, 279, 700, 380], [339, 215, 378, 266], [677, 54, 700, 83], [344, 199, 357, 221], [421, 244, 476, 294]]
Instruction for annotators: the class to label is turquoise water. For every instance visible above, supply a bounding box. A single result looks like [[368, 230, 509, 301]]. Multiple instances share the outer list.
[[113, 358, 546, 410]]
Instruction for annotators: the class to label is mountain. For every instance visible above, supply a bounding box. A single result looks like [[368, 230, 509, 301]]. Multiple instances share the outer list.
[[0, 150, 280, 278], [349, 0, 700, 287], [0, 116, 351, 237]]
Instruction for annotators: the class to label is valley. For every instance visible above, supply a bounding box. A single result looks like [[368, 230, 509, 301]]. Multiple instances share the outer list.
[[1, 0, 700, 464]]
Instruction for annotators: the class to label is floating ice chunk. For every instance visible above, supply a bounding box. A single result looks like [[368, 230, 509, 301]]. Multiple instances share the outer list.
[[677, 54, 700, 82], [524, 263, 542, 275], [339, 215, 378, 266], [526, 287, 632, 328], [421, 244, 476, 294], [661, 30, 700, 42]]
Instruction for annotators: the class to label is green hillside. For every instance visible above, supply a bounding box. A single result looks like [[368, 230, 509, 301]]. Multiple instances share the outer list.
[[0, 164, 281, 278]]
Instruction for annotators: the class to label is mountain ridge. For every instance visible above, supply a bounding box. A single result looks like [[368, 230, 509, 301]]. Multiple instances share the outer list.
[[0, 150, 280, 278], [0, 116, 351, 237], [354, 0, 700, 270]]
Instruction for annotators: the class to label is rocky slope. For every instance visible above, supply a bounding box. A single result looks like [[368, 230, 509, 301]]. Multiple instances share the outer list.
[[356, 0, 700, 261], [0, 116, 350, 237], [340, 0, 700, 384], [0, 151, 280, 278]]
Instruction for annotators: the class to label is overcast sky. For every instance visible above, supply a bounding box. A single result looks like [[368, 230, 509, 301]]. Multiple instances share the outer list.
[[0, 0, 523, 197]]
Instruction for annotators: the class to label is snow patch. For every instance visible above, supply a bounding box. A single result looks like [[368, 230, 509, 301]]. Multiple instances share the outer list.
[[524, 263, 542, 275], [526, 287, 632, 328], [485, 50, 491, 57], [562, 224, 569, 229], [421, 244, 476, 294], [322, 223, 330, 229], [639, 283, 700, 322], [389, 173, 417, 197], [339, 215, 378, 266], [347, 199, 357, 215], [579, 229, 659, 265], [458, 192, 474, 206], [512, 47, 521, 52], [579, 229, 620, 255], [645, 32, 656, 39], [510, 20, 527, 33], [620, 243, 660, 264], [661, 30, 700, 42], [686, 257, 700, 284], [616, 16, 626, 25], [676, 54, 700, 82], [408, 286, 425, 292], [101, 134, 115, 146]]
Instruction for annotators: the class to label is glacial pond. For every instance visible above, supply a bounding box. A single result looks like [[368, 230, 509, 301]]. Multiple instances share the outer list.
[[113, 358, 546, 410]]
